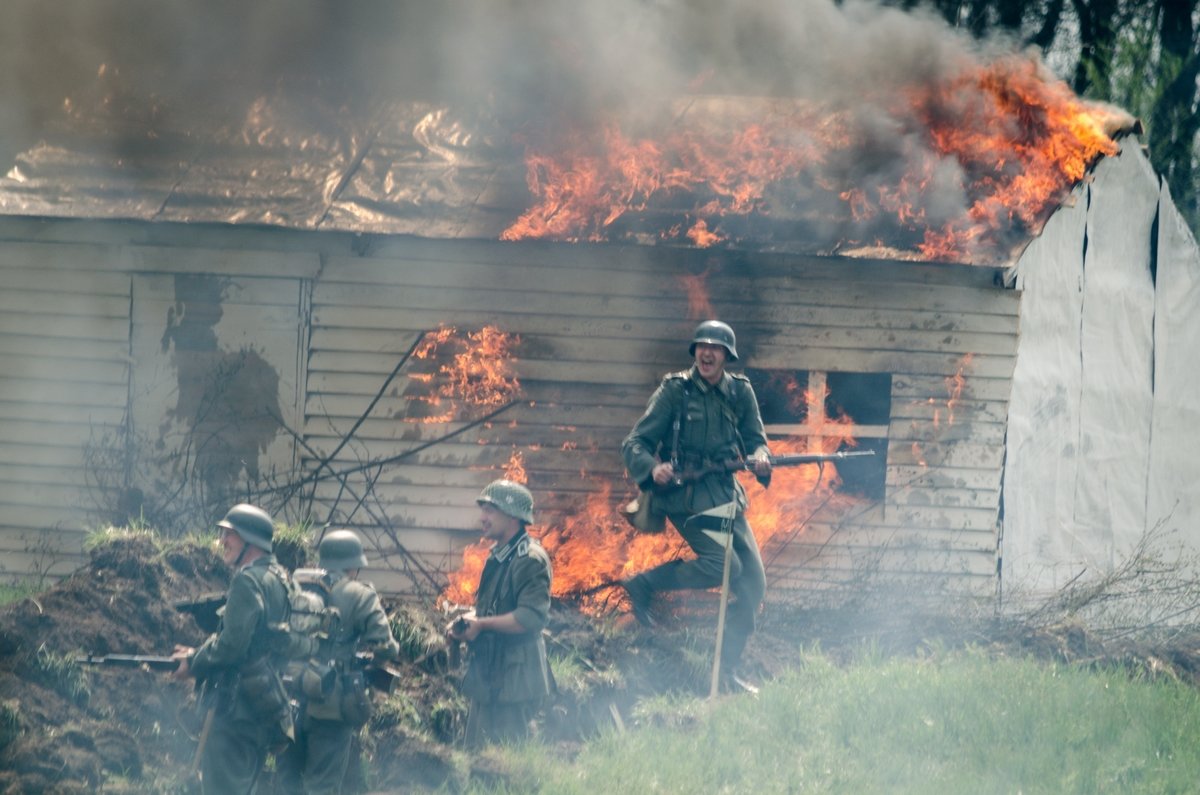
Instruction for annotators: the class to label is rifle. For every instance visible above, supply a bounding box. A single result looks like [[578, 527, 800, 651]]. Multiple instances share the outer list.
[[74, 653, 181, 672], [622, 449, 876, 533]]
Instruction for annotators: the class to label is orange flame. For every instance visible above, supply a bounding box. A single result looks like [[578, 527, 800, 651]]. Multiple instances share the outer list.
[[910, 58, 1120, 259], [500, 55, 1124, 262], [944, 353, 973, 426], [679, 271, 714, 320], [409, 325, 521, 423]]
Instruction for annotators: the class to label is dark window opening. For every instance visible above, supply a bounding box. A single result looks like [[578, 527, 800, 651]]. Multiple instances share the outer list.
[[744, 367, 891, 501]]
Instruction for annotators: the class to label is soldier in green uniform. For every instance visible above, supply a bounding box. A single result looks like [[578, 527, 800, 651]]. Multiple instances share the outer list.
[[171, 503, 295, 794], [446, 480, 554, 747], [620, 320, 772, 694], [276, 529, 401, 794]]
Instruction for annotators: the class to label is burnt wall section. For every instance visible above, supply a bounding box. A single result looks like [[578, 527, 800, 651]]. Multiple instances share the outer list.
[[0, 219, 1015, 607], [1004, 137, 1200, 603], [129, 271, 299, 529]]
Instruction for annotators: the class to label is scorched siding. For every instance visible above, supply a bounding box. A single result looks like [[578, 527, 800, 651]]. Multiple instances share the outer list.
[[305, 237, 1016, 601]]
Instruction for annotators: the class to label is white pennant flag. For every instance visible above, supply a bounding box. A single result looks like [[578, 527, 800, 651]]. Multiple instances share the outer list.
[[688, 500, 738, 546]]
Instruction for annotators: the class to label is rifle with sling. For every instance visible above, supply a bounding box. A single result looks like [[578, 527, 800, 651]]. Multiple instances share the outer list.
[[622, 449, 875, 533], [660, 449, 876, 491]]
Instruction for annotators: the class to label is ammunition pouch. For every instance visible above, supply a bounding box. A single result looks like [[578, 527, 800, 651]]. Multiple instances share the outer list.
[[622, 490, 666, 534], [298, 661, 337, 701], [237, 658, 290, 723]]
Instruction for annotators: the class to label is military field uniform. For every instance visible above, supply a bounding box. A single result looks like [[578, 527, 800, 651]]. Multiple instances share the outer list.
[[189, 555, 294, 795], [462, 528, 553, 747], [277, 569, 400, 794], [621, 364, 770, 675]]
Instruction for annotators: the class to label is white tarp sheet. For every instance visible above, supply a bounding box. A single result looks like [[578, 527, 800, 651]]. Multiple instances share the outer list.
[[1003, 138, 1200, 602]]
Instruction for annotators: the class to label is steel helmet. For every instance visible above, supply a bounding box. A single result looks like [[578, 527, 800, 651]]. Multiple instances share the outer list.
[[476, 479, 535, 524], [689, 320, 738, 361], [318, 529, 369, 571], [216, 503, 274, 551]]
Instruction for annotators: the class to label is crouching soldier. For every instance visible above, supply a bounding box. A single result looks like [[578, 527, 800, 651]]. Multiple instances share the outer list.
[[276, 529, 400, 794], [171, 504, 295, 795], [446, 480, 554, 747]]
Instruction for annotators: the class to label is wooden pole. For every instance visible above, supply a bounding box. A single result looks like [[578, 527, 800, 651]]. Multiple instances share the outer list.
[[709, 518, 736, 699]]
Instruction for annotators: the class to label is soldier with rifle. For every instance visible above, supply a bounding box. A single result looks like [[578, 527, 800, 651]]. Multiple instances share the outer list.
[[275, 528, 400, 795], [169, 503, 295, 794], [620, 320, 772, 695]]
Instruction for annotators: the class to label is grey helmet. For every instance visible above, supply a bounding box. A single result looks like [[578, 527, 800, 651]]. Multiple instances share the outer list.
[[689, 320, 738, 361], [318, 529, 369, 571], [476, 480, 535, 524], [216, 503, 274, 551]]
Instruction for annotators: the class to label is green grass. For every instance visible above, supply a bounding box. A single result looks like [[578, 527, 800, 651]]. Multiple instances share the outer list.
[[0, 581, 40, 607], [474, 648, 1200, 794]]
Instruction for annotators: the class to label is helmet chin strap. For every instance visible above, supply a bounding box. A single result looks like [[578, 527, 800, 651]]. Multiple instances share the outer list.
[[231, 536, 250, 568]]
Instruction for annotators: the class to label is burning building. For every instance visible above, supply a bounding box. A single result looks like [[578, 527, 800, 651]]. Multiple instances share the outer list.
[[0, 0, 1196, 614]]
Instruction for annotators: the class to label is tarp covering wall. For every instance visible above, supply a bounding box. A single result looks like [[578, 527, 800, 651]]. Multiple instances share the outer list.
[[1003, 138, 1200, 601]]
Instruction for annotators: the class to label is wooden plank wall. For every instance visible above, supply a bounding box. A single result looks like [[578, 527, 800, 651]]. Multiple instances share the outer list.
[[0, 219, 1018, 609], [0, 241, 131, 581], [0, 222, 321, 584]]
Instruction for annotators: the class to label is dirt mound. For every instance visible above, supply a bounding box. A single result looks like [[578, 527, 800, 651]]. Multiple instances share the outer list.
[[0, 532, 226, 794]]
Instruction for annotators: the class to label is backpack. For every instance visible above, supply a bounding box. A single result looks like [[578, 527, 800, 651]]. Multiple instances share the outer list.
[[280, 567, 342, 699]]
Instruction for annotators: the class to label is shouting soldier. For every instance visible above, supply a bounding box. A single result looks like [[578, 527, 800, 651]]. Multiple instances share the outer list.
[[620, 320, 771, 694]]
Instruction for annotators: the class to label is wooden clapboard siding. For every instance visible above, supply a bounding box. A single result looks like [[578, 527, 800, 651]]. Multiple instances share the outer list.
[[0, 253, 131, 578], [0, 528, 90, 582]]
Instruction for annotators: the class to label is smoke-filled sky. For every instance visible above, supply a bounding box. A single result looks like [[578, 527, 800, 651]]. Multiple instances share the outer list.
[[0, 0, 1008, 153]]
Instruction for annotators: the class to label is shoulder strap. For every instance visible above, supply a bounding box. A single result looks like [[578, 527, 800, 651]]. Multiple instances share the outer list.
[[670, 380, 689, 467]]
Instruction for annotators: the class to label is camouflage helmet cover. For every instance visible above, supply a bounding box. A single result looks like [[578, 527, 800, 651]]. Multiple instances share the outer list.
[[689, 320, 738, 361], [476, 479, 535, 524], [318, 529, 369, 570], [217, 503, 274, 551]]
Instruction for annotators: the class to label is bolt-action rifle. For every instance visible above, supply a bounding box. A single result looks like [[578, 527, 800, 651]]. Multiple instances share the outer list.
[[74, 653, 181, 671], [622, 449, 876, 533]]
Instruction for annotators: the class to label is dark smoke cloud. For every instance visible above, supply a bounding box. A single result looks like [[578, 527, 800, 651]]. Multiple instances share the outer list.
[[1, 0, 1001, 143]]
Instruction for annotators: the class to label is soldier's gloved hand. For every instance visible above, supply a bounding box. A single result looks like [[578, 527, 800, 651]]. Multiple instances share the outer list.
[[749, 451, 772, 476]]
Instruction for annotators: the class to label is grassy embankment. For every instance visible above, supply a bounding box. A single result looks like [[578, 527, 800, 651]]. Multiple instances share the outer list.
[[476, 648, 1200, 794]]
